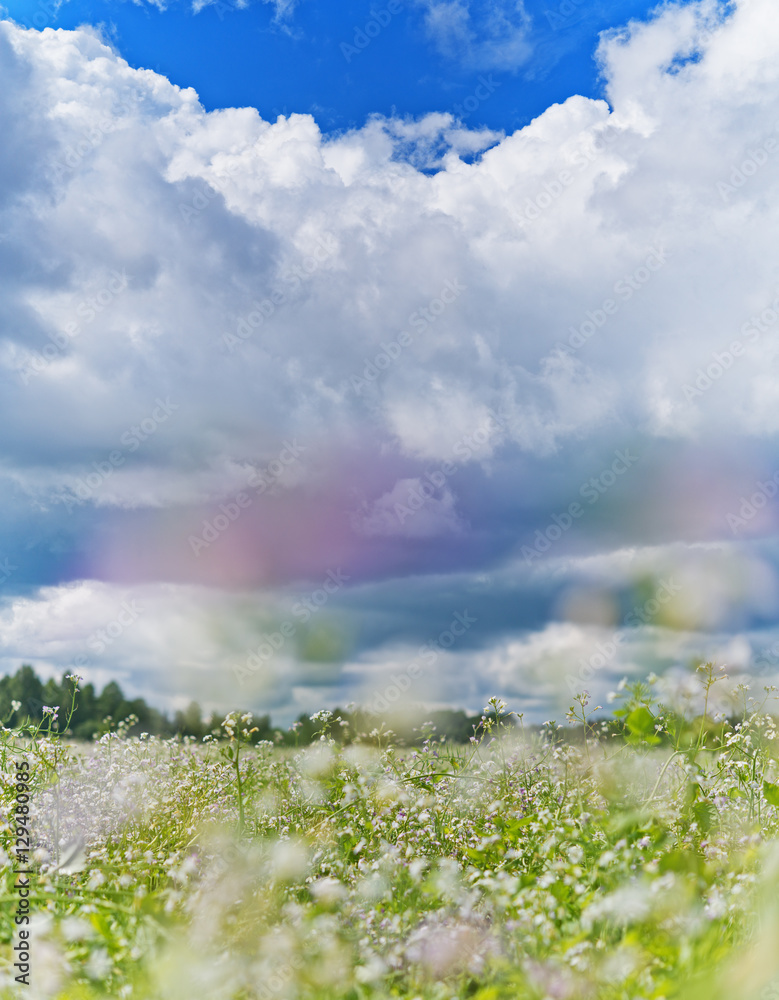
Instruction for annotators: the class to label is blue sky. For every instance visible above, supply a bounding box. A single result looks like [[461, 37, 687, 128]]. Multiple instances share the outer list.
[[7, 0, 653, 132], [2, 0, 779, 726]]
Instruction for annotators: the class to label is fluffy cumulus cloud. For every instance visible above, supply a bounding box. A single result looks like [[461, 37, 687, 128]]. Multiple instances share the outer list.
[[2, 0, 779, 719]]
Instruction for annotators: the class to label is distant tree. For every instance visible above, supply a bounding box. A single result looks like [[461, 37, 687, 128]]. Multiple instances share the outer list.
[[173, 700, 205, 739], [426, 710, 483, 744], [126, 697, 167, 736], [70, 680, 99, 738], [0, 663, 492, 744], [250, 714, 274, 742], [97, 681, 125, 720], [42, 676, 63, 712], [10, 665, 44, 723]]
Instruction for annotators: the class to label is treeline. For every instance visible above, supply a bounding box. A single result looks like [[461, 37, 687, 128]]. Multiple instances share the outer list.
[[0, 664, 486, 744], [0, 664, 207, 741]]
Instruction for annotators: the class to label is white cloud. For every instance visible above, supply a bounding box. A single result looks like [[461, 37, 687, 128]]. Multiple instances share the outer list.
[[351, 478, 465, 538], [2, 3, 778, 514], [259, 0, 297, 19], [412, 0, 532, 71], [129, 0, 293, 18], [2, 533, 779, 723], [0, 579, 350, 716], [2, 2, 779, 712]]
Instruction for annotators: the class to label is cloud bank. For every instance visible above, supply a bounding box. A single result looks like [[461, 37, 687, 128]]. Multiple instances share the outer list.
[[2, 0, 779, 719]]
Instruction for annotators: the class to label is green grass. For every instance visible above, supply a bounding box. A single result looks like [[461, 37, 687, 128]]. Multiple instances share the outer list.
[[3, 673, 779, 998]]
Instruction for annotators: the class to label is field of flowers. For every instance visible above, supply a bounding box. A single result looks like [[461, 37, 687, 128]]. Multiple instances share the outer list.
[[4, 667, 779, 999]]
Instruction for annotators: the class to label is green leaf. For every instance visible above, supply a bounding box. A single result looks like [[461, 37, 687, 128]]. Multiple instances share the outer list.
[[693, 799, 716, 833], [626, 706, 660, 743], [763, 780, 779, 806], [90, 912, 113, 941], [658, 849, 704, 876]]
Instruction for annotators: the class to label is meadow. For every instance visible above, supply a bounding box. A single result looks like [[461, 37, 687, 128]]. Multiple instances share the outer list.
[[3, 667, 779, 999]]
